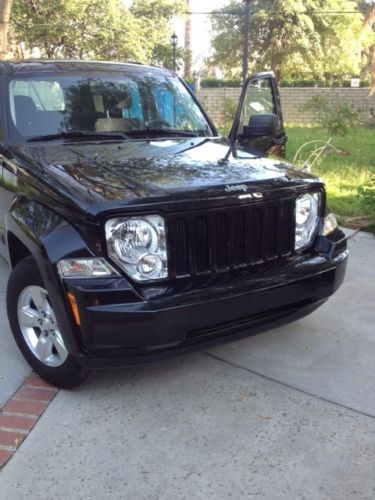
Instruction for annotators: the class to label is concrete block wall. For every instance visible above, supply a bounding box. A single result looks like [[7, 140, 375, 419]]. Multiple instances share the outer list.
[[280, 88, 374, 124], [197, 88, 241, 125], [197, 87, 375, 126]]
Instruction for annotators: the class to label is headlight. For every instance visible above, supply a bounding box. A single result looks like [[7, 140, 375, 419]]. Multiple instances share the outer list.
[[295, 193, 320, 250], [105, 215, 168, 282]]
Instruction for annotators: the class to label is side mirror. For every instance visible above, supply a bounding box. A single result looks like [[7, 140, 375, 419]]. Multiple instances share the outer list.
[[242, 113, 279, 138]]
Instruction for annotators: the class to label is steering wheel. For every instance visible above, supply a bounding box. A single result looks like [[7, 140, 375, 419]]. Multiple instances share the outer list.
[[146, 119, 171, 129]]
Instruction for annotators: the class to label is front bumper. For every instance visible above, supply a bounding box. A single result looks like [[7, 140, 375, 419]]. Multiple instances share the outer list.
[[63, 245, 348, 369]]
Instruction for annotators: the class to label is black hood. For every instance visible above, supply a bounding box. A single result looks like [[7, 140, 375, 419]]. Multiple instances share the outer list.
[[12, 138, 320, 216]]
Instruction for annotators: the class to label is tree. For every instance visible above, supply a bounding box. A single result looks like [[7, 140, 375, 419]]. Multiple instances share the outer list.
[[209, 0, 368, 82], [11, 0, 183, 65], [357, 0, 375, 93], [150, 43, 187, 71], [129, 0, 184, 67], [0, 0, 13, 58]]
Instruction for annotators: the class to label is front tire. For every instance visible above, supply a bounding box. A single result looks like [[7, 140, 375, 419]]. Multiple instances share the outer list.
[[7, 256, 88, 389]]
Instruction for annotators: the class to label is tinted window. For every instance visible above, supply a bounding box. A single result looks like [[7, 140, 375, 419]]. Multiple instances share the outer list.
[[8, 71, 212, 140]]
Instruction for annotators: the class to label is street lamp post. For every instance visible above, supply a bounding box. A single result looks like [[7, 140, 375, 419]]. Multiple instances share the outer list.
[[242, 0, 252, 84], [171, 32, 178, 72]]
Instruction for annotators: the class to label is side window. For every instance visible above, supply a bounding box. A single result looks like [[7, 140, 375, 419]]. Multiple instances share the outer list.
[[10, 80, 64, 115], [9, 80, 65, 134], [241, 78, 276, 129]]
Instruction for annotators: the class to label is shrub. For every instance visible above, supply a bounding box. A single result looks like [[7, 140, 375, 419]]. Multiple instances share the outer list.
[[197, 77, 371, 89], [301, 96, 361, 138], [280, 77, 371, 88], [216, 97, 238, 136], [358, 178, 375, 212], [200, 78, 241, 88]]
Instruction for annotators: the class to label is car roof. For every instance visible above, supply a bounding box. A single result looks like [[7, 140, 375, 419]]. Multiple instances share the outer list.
[[0, 59, 174, 76]]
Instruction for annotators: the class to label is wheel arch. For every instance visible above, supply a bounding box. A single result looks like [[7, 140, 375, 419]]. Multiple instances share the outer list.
[[7, 231, 33, 269], [5, 195, 96, 356]]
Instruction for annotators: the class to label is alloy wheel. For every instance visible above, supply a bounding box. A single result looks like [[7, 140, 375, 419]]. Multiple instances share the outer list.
[[17, 285, 68, 367]]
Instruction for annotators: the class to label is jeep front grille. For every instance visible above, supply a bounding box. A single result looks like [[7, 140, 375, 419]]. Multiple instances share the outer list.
[[168, 197, 296, 278]]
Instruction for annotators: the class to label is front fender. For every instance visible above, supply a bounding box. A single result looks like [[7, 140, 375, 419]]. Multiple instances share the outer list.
[[6, 195, 99, 356]]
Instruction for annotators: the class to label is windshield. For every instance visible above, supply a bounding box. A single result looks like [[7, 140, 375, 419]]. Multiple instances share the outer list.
[[7, 70, 213, 141]]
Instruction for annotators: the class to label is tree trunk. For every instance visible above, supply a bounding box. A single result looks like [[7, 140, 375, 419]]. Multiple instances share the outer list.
[[184, 0, 192, 77], [0, 0, 14, 59], [361, 3, 375, 96], [369, 44, 375, 96]]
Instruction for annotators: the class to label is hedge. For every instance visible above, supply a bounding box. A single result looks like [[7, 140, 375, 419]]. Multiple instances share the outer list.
[[193, 77, 371, 89]]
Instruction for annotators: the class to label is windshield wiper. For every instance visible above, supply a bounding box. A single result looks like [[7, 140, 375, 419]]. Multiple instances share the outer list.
[[125, 128, 200, 138], [27, 131, 130, 143]]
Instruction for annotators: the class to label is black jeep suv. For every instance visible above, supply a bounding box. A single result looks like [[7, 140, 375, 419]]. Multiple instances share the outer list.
[[0, 60, 348, 387]]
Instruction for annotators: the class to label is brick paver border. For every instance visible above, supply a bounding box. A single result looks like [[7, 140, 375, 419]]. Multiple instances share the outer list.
[[0, 375, 59, 468]]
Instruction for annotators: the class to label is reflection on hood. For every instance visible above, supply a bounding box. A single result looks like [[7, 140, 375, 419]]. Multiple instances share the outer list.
[[13, 138, 318, 211]]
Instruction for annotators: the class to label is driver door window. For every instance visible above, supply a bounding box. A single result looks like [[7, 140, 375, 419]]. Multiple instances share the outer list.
[[236, 74, 286, 157], [240, 78, 276, 132]]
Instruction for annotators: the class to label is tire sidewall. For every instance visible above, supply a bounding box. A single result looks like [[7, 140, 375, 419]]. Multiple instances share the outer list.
[[6, 256, 87, 388]]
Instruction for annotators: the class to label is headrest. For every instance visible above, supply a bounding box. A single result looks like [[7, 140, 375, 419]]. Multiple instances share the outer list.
[[14, 95, 38, 113], [103, 88, 132, 114]]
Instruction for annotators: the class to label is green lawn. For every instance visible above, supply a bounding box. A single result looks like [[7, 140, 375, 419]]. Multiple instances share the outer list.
[[285, 126, 375, 229]]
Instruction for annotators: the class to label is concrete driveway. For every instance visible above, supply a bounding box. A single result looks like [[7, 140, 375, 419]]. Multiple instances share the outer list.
[[0, 231, 374, 499], [0, 258, 31, 407]]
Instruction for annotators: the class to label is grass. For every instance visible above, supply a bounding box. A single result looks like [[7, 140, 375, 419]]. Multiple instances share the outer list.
[[285, 126, 375, 230]]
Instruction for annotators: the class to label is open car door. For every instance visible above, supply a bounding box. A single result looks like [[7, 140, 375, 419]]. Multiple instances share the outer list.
[[229, 72, 287, 158]]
